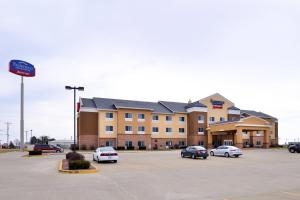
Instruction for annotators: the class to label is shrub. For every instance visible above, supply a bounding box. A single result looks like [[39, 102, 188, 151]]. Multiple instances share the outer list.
[[139, 146, 146, 150], [90, 145, 96, 150], [117, 146, 125, 150], [126, 146, 135, 150], [80, 145, 87, 150], [69, 160, 90, 170], [66, 152, 84, 161], [29, 150, 42, 156], [70, 144, 79, 151]]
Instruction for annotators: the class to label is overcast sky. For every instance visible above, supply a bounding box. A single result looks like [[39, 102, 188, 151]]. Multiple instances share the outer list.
[[0, 0, 299, 144]]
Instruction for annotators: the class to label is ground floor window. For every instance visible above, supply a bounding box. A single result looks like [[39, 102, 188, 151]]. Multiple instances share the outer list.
[[125, 141, 133, 147], [198, 141, 204, 146], [179, 141, 185, 146], [256, 141, 262, 146], [138, 141, 145, 147], [166, 141, 172, 146], [105, 141, 113, 146]]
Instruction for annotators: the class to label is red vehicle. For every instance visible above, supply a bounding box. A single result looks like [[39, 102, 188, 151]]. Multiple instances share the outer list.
[[34, 144, 63, 153]]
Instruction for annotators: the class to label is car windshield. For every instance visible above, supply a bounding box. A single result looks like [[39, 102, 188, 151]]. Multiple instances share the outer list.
[[194, 146, 205, 150], [100, 147, 115, 151]]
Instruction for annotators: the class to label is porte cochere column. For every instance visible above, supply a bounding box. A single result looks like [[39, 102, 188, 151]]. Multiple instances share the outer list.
[[234, 128, 243, 149]]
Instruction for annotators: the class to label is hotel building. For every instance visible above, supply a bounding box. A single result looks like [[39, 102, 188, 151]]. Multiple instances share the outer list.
[[77, 93, 278, 150]]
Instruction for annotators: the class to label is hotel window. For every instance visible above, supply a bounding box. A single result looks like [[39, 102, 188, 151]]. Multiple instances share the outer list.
[[138, 126, 145, 132], [179, 117, 185, 123], [138, 141, 145, 147], [198, 141, 204, 146], [198, 115, 204, 123], [166, 141, 172, 146], [105, 112, 113, 119], [152, 127, 159, 133], [138, 114, 145, 119], [179, 128, 185, 133], [125, 141, 133, 147], [166, 127, 172, 133], [125, 113, 133, 119], [198, 128, 204, 134], [209, 117, 215, 123], [152, 115, 159, 121], [256, 141, 262, 146], [125, 126, 132, 132], [166, 116, 172, 122], [105, 141, 113, 146], [179, 141, 185, 146], [220, 117, 225, 122], [105, 126, 113, 132]]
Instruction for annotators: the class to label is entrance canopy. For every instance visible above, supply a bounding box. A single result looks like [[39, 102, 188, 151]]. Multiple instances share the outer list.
[[207, 116, 271, 133], [207, 116, 272, 148]]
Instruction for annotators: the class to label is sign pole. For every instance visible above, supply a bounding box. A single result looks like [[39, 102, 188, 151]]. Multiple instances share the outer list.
[[20, 76, 24, 150]]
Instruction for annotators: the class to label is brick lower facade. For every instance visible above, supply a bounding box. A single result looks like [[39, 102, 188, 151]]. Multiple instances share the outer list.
[[117, 134, 152, 150], [151, 138, 186, 150]]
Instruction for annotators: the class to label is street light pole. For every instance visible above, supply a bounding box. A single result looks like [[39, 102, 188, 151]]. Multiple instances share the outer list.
[[65, 86, 84, 151]]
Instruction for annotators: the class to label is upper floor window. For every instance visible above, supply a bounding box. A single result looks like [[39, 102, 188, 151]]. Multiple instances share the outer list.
[[105, 126, 113, 132], [198, 115, 204, 123], [179, 116, 185, 122], [138, 126, 145, 132], [166, 127, 172, 133], [198, 128, 204, 134], [125, 126, 133, 132], [152, 127, 159, 132], [166, 116, 172, 122], [179, 128, 185, 133], [209, 117, 215, 123], [106, 112, 113, 119], [138, 114, 145, 119], [152, 115, 159, 121], [125, 113, 133, 121]]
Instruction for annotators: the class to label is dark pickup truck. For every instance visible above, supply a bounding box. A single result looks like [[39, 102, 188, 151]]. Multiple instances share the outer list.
[[288, 143, 300, 153]]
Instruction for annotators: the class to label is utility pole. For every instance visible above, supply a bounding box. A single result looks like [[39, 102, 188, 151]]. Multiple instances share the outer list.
[[5, 122, 12, 146]]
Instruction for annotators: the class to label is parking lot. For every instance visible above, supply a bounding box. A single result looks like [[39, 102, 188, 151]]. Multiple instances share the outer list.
[[0, 149, 299, 200]]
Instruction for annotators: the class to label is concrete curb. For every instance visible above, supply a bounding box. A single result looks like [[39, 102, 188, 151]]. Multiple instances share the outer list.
[[58, 160, 99, 174]]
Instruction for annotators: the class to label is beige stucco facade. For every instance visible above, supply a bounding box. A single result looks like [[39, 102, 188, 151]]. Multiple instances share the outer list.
[[151, 113, 187, 139]]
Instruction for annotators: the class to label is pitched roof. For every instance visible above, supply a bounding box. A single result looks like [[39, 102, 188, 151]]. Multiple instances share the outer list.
[[241, 110, 277, 120], [81, 98, 97, 108], [228, 106, 240, 110], [185, 101, 207, 109], [158, 101, 188, 113], [84, 98, 173, 114]]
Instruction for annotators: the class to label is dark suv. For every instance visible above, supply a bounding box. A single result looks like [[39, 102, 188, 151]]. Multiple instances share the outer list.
[[288, 143, 300, 153], [34, 144, 63, 153]]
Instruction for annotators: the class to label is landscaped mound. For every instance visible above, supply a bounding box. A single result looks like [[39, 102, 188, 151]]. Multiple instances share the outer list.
[[65, 152, 90, 170]]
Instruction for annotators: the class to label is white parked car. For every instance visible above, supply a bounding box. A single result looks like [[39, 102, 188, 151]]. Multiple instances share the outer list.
[[210, 146, 242, 158], [93, 147, 119, 163]]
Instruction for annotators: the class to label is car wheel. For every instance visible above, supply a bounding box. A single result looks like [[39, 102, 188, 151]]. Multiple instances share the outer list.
[[203, 156, 207, 159], [181, 153, 184, 158], [97, 157, 101, 163], [235, 155, 239, 158], [225, 152, 230, 158], [56, 150, 60, 153], [289, 149, 295, 153], [114, 160, 117, 163], [192, 154, 196, 159], [210, 151, 214, 156]]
